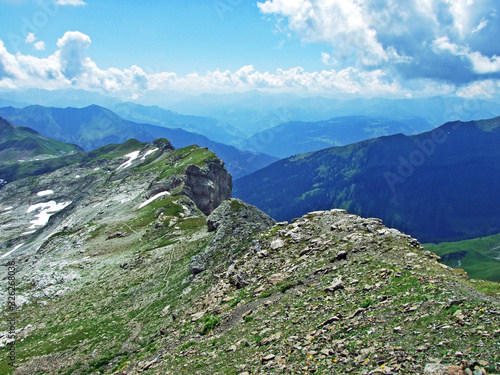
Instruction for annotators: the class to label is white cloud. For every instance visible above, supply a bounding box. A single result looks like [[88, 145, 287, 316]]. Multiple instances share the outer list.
[[473, 18, 489, 33], [33, 41, 46, 51], [25, 33, 36, 44], [433, 36, 500, 74], [56, 31, 91, 79], [257, 0, 500, 83], [55, 0, 86, 6], [456, 79, 500, 98], [258, 0, 392, 67], [1, 30, 499, 99]]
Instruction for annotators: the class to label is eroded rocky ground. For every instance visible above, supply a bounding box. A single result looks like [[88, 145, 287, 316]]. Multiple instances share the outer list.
[[0, 142, 499, 375]]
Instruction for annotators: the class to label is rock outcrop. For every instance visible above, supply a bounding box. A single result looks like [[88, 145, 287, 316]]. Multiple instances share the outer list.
[[189, 199, 275, 274], [181, 157, 232, 215]]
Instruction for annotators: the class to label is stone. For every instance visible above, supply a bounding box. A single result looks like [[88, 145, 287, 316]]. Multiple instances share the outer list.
[[424, 363, 465, 375], [325, 277, 344, 293], [262, 354, 276, 362], [191, 311, 205, 322], [268, 273, 286, 285], [332, 250, 348, 262], [270, 239, 285, 250]]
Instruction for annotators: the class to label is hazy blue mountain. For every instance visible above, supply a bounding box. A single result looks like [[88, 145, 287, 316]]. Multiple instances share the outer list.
[[0, 97, 28, 108], [0, 116, 82, 163], [0, 105, 277, 179], [110, 102, 244, 144], [171, 92, 500, 135], [240, 116, 432, 158], [0, 88, 119, 109], [234, 116, 500, 243]]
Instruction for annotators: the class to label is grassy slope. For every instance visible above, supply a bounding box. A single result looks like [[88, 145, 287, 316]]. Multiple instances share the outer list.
[[2, 209, 499, 374], [425, 233, 500, 282], [0, 143, 220, 375], [0, 117, 82, 163]]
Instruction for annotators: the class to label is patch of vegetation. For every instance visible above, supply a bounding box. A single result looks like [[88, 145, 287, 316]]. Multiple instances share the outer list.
[[199, 315, 221, 335], [179, 341, 198, 351], [278, 279, 296, 293], [360, 297, 374, 309]]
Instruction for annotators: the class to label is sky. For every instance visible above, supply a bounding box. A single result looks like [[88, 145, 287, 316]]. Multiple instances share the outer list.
[[0, 0, 499, 101]]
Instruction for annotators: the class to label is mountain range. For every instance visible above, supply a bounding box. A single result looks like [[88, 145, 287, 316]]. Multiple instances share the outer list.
[[110, 102, 244, 145], [3, 90, 499, 138], [0, 105, 277, 179], [170, 91, 500, 135], [1, 135, 498, 374], [239, 116, 432, 158], [234, 116, 500, 244], [0, 116, 82, 163]]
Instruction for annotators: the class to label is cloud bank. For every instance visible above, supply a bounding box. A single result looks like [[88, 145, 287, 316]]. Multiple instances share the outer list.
[[1, 26, 499, 100], [258, 0, 500, 85]]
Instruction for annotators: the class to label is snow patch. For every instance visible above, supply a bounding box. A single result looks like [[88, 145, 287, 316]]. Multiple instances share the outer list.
[[1, 243, 24, 259], [2, 206, 13, 211], [117, 151, 141, 170], [139, 192, 170, 209], [27, 201, 72, 229], [37, 190, 54, 197], [75, 175, 80, 179], [93, 167, 100, 171], [141, 148, 159, 160], [21, 230, 36, 236]]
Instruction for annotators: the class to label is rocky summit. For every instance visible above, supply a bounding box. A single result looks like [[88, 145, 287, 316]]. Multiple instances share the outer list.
[[0, 138, 499, 375]]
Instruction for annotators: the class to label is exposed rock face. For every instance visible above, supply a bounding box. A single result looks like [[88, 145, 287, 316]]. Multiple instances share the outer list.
[[190, 199, 276, 274], [152, 137, 175, 151], [181, 158, 232, 216]]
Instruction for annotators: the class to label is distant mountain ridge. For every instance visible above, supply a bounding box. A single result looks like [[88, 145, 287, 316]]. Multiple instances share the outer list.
[[239, 116, 432, 158], [234, 116, 500, 244], [111, 102, 244, 144], [0, 116, 82, 163], [0, 105, 277, 179], [171, 92, 500, 135]]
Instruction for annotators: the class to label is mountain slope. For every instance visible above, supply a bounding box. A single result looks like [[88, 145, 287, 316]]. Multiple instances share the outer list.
[[424, 232, 500, 282], [111, 102, 245, 144], [0, 105, 277, 179], [1, 169, 499, 375], [0, 116, 82, 163], [240, 116, 432, 158], [234, 117, 500, 245]]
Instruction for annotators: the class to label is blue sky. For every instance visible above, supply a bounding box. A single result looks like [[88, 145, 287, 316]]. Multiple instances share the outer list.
[[0, 0, 499, 100]]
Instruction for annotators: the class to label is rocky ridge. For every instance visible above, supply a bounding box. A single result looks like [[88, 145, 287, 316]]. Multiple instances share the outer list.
[[146, 208, 499, 374], [0, 139, 499, 375]]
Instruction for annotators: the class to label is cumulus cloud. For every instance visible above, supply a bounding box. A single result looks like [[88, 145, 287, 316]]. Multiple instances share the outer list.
[[56, 31, 91, 79], [257, 0, 500, 84], [33, 41, 46, 51], [25, 33, 36, 44], [1, 30, 499, 99], [25, 32, 46, 51], [55, 0, 87, 6]]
